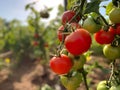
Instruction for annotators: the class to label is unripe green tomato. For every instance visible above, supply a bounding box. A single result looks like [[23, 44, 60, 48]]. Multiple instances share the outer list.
[[83, 16, 101, 33], [103, 45, 120, 60], [60, 72, 82, 90], [109, 8, 120, 24], [110, 85, 120, 90], [72, 55, 86, 70], [97, 81, 109, 90]]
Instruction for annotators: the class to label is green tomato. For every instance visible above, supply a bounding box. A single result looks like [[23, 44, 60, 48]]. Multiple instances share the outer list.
[[83, 16, 101, 33], [110, 85, 120, 90], [72, 55, 86, 70], [97, 81, 109, 90], [60, 72, 82, 90], [103, 45, 120, 60], [109, 8, 120, 24]]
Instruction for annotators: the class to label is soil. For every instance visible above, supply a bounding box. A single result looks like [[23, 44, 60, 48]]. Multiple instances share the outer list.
[[0, 54, 114, 90]]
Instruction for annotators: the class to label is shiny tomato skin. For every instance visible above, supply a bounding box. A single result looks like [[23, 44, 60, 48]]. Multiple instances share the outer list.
[[65, 29, 92, 56], [57, 23, 81, 41], [62, 10, 80, 25], [94, 29, 115, 44], [50, 54, 73, 75], [116, 23, 120, 35], [109, 26, 116, 35]]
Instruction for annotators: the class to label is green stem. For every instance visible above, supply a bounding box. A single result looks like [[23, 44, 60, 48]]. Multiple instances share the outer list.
[[109, 60, 115, 84], [69, 0, 87, 23], [82, 68, 89, 90], [99, 14, 109, 26]]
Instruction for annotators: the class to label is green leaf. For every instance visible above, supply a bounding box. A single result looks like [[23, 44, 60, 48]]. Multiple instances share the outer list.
[[84, 1, 101, 14], [106, 2, 115, 15], [67, 0, 76, 10], [25, 4, 30, 10]]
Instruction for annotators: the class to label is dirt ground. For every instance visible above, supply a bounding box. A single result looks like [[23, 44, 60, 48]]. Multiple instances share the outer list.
[[0, 54, 112, 90]]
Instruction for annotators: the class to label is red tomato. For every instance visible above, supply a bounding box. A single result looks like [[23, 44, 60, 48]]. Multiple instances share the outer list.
[[62, 10, 80, 25], [116, 23, 120, 35], [57, 25, 67, 42], [57, 23, 81, 41], [94, 29, 115, 44], [65, 29, 92, 56], [109, 26, 116, 35], [50, 54, 73, 75]]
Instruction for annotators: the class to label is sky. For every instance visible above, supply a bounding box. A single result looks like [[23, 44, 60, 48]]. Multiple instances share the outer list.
[[0, 0, 63, 23], [0, 0, 111, 24]]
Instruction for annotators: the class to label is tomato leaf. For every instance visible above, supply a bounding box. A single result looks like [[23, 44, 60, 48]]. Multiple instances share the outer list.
[[67, 0, 76, 10], [106, 2, 115, 15], [84, 1, 101, 14]]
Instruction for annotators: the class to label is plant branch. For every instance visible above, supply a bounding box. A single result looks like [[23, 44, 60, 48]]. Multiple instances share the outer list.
[[81, 68, 89, 90], [99, 14, 109, 26]]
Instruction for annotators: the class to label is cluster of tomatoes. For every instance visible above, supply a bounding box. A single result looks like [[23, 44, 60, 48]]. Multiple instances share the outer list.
[[96, 7, 120, 90], [49, 3, 120, 90]]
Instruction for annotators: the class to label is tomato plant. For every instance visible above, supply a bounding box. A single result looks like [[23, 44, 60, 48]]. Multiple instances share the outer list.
[[50, 54, 73, 75], [49, 0, 120, 90]]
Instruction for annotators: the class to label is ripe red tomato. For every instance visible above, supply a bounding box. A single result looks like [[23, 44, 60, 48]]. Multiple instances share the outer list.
[[115, 23, 120, 35], [65, 29, 92, 56], [57, 23, 81, 41], [57, 25, 67, 42], [109, 26, 116, 35], [94, 29, 115, 44], [50, 54, 73, 75], [62, 10, 80, 25]]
